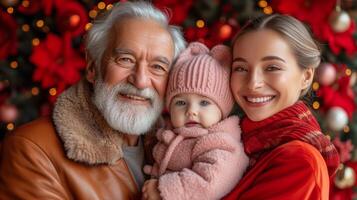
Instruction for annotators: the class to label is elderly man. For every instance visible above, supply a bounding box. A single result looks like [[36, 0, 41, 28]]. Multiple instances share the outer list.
[[0, 1, 186, 199]]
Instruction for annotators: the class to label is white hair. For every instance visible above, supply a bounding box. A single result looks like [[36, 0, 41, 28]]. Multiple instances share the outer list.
[[92, 78, 163, 135], [85, 1, 186, 72]]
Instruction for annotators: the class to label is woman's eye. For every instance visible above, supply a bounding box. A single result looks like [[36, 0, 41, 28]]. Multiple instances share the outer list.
[[200, 100, 210, 106], [233, 66, 247, 72], [175, 100, 186, 106], [266, 65, 280, 71]]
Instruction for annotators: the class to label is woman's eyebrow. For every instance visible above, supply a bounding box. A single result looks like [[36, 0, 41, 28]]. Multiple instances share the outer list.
[[232, 57, 247, 63], [261, 56, 286, 63]]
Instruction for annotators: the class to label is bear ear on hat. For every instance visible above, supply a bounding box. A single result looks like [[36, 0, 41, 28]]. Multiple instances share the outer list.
[[175, 42, 210, 66], [210, 45, 232, 68]]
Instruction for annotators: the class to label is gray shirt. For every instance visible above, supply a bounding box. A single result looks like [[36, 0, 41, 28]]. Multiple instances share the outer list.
[[123, 138, 145, 189]]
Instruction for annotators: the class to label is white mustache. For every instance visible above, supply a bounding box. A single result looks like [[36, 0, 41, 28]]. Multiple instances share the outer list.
[[112, 83, 158, 103]]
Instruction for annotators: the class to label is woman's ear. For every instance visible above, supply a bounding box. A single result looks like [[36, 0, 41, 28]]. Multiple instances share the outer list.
[[210, 45, 232, 68], [302, 68, 315, 89]]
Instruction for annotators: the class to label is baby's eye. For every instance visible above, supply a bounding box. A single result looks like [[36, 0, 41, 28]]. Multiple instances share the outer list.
[[200, 100, 210, 106], [175, 100, 186, 106]]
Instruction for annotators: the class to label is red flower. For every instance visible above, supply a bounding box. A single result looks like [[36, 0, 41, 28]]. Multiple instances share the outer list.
[[55, 1, 89, 37], [271, 0, 357, 55], [317, 22, 357, 55], [0, 11, 17, 60], [18, 0, 54, 16], [154, 0, 193, 25], [30, 33, 86, 95]]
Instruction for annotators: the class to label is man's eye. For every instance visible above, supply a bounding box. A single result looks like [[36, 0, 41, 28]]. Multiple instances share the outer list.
[[116, 57, 134, 63], [175, 100, 186, 106], [200, 100, 210, 106], [152, 64, 168, 73]]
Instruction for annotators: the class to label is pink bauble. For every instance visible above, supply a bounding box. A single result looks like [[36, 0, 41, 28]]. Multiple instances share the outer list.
[[0, 104, 18, 122], [317, 63, 337, 86]]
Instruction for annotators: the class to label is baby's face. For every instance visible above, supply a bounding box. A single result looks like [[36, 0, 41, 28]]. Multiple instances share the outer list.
[[169, 93, 222, 128]]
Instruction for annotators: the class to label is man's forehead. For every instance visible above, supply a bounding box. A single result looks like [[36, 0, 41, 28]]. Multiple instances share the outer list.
[[111, 18, 175, 60]]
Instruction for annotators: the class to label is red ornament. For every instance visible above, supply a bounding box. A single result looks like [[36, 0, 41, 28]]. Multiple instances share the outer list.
[[219, 24, 232, 40], [0, 11, 17, 60]]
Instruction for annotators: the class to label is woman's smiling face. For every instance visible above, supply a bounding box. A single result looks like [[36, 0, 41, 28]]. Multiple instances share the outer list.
[[230, 29, 313, 121]]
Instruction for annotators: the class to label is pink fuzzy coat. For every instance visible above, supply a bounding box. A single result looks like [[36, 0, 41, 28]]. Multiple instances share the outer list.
[[146, 116, 249, 200]]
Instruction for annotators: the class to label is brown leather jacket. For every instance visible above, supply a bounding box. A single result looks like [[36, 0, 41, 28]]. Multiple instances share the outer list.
[[0, 117, 140, 199], [0, 80, 156, 199]]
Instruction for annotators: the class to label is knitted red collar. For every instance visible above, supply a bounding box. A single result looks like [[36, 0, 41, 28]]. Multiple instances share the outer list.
[[241, 101, 340, 176]]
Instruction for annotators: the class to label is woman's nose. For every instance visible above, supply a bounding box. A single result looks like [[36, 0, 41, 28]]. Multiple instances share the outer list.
[[247, 71, 264, 91]]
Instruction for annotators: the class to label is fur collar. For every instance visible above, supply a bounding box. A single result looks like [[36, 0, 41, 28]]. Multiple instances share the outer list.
[[53, 79, 126, 165]]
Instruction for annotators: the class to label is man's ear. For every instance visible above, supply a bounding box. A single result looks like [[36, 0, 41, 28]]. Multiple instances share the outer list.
[[86, 60, 96, 84], [302, 67, 315, 89]]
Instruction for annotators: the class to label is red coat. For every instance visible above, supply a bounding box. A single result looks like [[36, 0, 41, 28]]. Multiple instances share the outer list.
[[224, 140, 329, 200]]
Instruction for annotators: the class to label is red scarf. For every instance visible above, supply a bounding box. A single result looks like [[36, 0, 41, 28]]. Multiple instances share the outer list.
[[241, 101, 340, 176]]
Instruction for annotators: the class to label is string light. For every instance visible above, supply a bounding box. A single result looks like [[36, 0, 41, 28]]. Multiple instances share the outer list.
[[31, 87, 40, 96], [6, 123, 14, 131], [85, 23, 93, 31], [36, 20, 44, 28], [345, 68, 352, 76], [32, 38, 40, 46], [89, 10, 98, 19], [98, 2, 106, 10], [22, 0, 30, 8], [10, 61, 18, 69], [49, 88, 57, 96], [7, 7, 14, 14], [312, 82, 319, 91], [312, 101, 320, 110], [258, 0, 268, 8], [107, 4, 113, 10], [343, 125, 350, 133], [196, 20, 205, 28], [22, 24, 30, 32], [263, 6, 273, 14]]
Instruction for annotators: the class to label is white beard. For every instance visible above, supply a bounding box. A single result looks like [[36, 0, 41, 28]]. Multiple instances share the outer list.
[[92, 79, 163, 135]]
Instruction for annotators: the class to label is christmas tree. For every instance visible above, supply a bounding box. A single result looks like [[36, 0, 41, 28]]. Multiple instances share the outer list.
[[0, 0, 357, 198]]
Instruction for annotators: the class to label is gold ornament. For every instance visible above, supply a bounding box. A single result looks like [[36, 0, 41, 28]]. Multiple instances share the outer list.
[[329, 3, 351, 33], [335, 164, 356, 189]]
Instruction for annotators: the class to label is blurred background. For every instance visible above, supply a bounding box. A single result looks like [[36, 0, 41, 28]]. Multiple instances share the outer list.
[[0, 0, 357, 198]]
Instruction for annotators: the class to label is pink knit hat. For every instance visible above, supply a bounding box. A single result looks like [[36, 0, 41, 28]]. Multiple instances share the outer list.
[[166, 42, 234, 118]]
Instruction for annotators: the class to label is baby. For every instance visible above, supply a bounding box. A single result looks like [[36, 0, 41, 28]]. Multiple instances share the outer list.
[[142, 42, 249, 200]]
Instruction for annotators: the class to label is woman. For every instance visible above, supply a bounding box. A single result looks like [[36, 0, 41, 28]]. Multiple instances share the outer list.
[[224, 14, 340, 200]]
